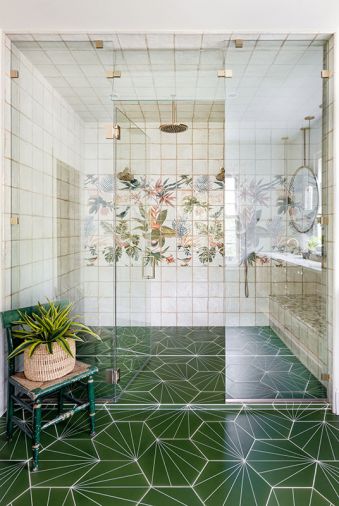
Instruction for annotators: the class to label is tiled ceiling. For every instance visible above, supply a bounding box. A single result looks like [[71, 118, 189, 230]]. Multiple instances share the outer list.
[[116, 100, 225, 123], [12, 33, 327, 129]]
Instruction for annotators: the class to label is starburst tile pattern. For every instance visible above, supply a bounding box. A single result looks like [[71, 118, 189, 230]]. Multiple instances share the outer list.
[[76, 325, 327, 403], [1, 405, 338, 505]]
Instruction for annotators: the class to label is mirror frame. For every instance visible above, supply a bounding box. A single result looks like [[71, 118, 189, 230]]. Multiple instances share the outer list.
[[289, 165, 319, 234]]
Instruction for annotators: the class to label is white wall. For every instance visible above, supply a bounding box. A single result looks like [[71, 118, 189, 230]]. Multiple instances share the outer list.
[[0, 34, 84, 414]]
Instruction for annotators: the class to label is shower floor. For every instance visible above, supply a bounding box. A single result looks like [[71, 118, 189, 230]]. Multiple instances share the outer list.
[[77, 326, 327, 403]]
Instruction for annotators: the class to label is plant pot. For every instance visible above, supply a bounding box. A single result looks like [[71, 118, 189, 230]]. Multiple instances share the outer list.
[[23, 339, 76, 382]]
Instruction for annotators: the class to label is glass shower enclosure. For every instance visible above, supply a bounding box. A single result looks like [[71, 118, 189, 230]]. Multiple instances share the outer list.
[[8, 36, 333, 405]]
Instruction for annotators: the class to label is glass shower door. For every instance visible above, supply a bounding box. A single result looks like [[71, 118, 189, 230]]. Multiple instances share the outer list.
[[113, 107, 151, 402], [224, 39, 330, 402]]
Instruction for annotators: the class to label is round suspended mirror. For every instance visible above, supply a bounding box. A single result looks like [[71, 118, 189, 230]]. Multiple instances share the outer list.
[[289, 117, 319, 234], [289, 166, 319, 233]]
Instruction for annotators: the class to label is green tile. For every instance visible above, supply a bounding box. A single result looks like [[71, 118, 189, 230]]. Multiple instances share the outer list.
[[145, 410, 203, 439], [267, 487, 333, 506], [74, 461, 148, 488], [94, 422, 154, 460], [290, 420, 339, 460], [0, 422, 28, 461], [313, 461, 339, 505], [194, 460, 271, 506], [140, 487, 204, 505], [73, 487, 148, 505], [139, 439, 206, 486], [192, 421, 254, 461], [234, 410, 293, 439], [30, 461, 96, 488], [248, 440, 316, 487], [12, 488, 75, 506], [0, 461, 29, 505]]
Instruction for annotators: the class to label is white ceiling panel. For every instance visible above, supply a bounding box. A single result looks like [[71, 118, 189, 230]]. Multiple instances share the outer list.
[[12, 35, 325, 131]]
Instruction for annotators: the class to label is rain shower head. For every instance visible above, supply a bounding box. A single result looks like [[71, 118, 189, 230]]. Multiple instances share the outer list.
[[159, 99, 188, 133], [160, 122, 188, 133]]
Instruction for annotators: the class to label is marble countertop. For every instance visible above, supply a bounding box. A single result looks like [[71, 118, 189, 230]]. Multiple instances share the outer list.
[[260, 251, 322, 271]]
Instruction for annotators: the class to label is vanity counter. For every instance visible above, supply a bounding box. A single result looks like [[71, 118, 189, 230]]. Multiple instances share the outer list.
[[260, 251, 322, 272]]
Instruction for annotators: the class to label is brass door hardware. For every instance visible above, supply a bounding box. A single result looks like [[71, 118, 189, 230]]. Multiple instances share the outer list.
[[321, 70, 333, 79], [10, 216, 19, 225], [217, 69, 233, 78], [106, 70, 122, 79], [105, 124, 121, 140]]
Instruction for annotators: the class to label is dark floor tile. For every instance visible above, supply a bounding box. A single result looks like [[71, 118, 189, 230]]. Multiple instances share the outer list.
[[140, 487, 204, 505], [194, 460, 271, 506], [138, 439, 206, 486]]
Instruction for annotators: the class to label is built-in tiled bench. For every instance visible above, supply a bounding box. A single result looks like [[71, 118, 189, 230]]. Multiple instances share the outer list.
[[269, 294, 328, 383]]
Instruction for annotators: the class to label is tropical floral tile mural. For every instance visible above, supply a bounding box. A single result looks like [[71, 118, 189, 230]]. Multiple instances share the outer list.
[[84, 173, 225, 267]]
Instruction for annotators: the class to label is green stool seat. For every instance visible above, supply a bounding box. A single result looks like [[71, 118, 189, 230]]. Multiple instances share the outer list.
[[1, 301, 99, 472]]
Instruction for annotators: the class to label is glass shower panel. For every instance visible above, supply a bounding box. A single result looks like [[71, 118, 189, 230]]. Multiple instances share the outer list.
[[114, 107, 151, 402], [9, 42, 84, 312], [224, 40, 329, 401], [8, 39, 118, 399]]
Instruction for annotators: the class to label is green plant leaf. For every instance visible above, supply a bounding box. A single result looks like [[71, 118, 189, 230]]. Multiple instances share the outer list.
[[56, 336, 74, 357], [8, 300, 101, 360], [157, 209, 167, 225], [28, 341, 42, 357], [7, 340, 36, 359], [160, 226, 176, 237]]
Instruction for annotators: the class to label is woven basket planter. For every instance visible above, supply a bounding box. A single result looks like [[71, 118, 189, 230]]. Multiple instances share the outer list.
[[23, 339, 76, 382]]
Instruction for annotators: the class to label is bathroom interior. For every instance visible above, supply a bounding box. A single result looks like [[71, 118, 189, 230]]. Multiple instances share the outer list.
[[5, 33, 334, 406]]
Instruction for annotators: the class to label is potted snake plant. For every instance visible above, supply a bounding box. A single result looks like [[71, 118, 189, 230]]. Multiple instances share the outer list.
[[8, 301, 100, 382]]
